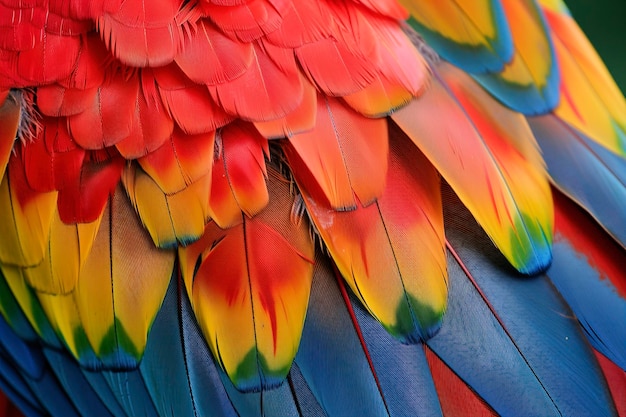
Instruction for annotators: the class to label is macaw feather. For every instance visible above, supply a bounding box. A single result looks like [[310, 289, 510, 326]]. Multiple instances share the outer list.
[[21, 118, 85, 193], [22, 210, 102, 295], [291, 123, 447, 343], [67, 71, 139, 150], [424, 347, 496, 417], [202, 0, 289, 43], [542, 4, 626, 156], [113, 72, 175, 159], [209, 42, 304, 122], [43, 348, 118, 417], [433, 185, 616, 416], [56, 151, 125, 224], [294, 6, 377, 97], [293, 254, 391, 416], [123, 164, 211, 248], [155, 65, 235, 134], [401, 0, 513, 74], [283, 96, 389, 210], [0, 269, 40, 344], [0, 29, 82, 88], [0, 156, 57, 268], [0, 0, 624, 415], [530, 115, 626, 247], [474, 0, 560, 115], [0, 266, 59, 347], [353, 0, 409, 20], [253, 76, 317, 139], [393, 63, 553, 275], [138, 271, 237, 417], [548, 190, 626, 370], [36, 85, 98, 117], [43, 188, 175, 369], [264, 0, 331, 49], [179, 166, 314, 391], [47, 0, 123, 20], [342, 17, 429, 117], [208, 121, 269, 229], [174, 19, 254, 86], [593, 349, 626, 417], [137, 128, 215, 195], [97, 0, 183, 67]]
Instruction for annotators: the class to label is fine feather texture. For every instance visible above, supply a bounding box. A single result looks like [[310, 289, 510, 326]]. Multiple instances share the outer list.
[[208, 121, 269, 228], [530, 115, 626, 246], [180, 166, 314, 391], [393, 63, 553, 275], [123, 165, 211, 247], [0, 0, 624, 415], [401, 0, 513, 73], [542, 1, 626, 156], [548, 190, 626, 370], [39, 188, 175, 370], [474, 0, 560, 115], [22, 210, 101, 295], [292, 122, 447, 343], [435, 185, 617, 415], [0, 93, 18, 178], [0, 157, 57, 268], [284, 95, 389, 210]]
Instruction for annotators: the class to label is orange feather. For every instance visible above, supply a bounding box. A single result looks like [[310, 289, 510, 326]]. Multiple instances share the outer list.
[[138, 128, 215, 195], [208, 121, 269, 228], [284, 96, 388, 210], [179, 166, 314, 391]]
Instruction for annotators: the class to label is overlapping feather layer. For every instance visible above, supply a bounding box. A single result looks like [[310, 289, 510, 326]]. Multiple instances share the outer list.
[[0, 0, 623, 413]]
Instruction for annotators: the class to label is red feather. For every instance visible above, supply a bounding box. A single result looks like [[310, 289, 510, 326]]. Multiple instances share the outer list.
[[425, 347, 497, 417], [97, 0, 183, 67], [57, 151, 125, 223], [68, 71, 138, 149], [208, 121, 269, 228], [203, 0, 289, 42], [154, 64, 235, 134], [209, 41, 303, 121], [175, 19, 253, 85]]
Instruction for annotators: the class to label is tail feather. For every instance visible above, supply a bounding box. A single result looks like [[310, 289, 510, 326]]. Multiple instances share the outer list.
[[294, 254, 389, 416], [434, 183, 616, 416], [43, 349, 116, 417], [548, 189, 626, 370]]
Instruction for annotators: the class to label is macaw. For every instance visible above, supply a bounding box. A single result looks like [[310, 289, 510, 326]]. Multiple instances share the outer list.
[[0, 0, 624, 415]]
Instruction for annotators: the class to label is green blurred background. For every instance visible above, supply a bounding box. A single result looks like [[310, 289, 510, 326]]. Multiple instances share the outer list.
[[566, 0, 626, 93]]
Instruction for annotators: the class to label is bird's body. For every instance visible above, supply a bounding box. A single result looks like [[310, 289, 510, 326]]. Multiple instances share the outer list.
[[0, 0, 624, 416]]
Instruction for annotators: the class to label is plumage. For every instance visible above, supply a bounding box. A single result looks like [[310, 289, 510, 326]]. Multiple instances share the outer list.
[[542, 1, 626, 156], [290, 125, 447, 343], [401, 0, 513, 73], [179, 166, 314, 391], [474, 0, 560, 115], [0, 0, 624, 416], [284, 95, 388, 209], [393, 63, 553, 274]]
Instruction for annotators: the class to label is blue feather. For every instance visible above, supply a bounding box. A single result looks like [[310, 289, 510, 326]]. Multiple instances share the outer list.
[[530, 115, 626, 246], [431, 186, 617, 416], [102, 369, 158, 416], [295, 254, 444, 416], [0, 315, 44, 380], [0, 351, 42, 414], [78, 371, 128, 416], [43, 349, 115, 417], [548, 192, 626, 371], [294, 255, 388, 416], [140, 270, 237, 417]]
